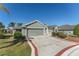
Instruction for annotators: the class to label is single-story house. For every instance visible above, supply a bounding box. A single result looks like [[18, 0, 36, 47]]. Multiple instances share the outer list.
[[9, 20, 75, 38], [58, 25, 75, 35], [48, 25, 58, 36], [7, 25, 22, 35], [22, 20, 49, 38], [49, 25, 75, 35], [13, 26, 22, 34]]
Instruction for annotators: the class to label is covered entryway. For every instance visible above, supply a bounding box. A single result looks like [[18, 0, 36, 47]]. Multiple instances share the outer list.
[[27, 28, 44, 37]]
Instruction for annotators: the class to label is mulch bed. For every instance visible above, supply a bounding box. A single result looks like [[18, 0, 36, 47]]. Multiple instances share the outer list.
[[66, 37, 79, 43]]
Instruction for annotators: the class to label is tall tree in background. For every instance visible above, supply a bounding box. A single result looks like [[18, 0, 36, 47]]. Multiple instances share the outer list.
[[0, 4, 9, 33], [0, 22, 5, 29], [17, 23, 23, 27], [0, 22, 5, 33], [73, 24, 79, 37], [8, 22, 16, 27]]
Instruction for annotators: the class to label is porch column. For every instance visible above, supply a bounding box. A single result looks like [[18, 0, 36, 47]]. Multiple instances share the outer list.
[[25, 29, 28, 38], [46, 27, 49, 36], [43, 27, 46, 35]]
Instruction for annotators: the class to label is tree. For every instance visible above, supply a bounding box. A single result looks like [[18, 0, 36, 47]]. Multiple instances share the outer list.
[[8, 22, 16, 27], [0, 4, 9, 14], [0, 22, 5, 29], [17, 23, 23, 26], [0, 22, 5, 34], [73, 24, 79, 36]]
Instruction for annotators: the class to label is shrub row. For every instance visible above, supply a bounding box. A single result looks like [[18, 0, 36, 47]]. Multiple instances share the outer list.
[[14, 31, 26, 41], [52, 32, 67, 38], [0, 32, 4, 39], [0, 33, 12, 39]]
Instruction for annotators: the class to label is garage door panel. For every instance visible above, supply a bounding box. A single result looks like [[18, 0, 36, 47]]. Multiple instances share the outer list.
[[28, 29, 43, 37]]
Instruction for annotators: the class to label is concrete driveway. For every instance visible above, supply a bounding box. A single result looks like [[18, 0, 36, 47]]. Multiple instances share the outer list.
[[30, 36, 78, 56]]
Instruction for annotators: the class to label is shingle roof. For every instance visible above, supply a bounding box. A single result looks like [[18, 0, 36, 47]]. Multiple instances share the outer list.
[[13, 26, 22, 30], [22, 20, 48, 28], [58, 25, 75, 31], [13, 25, 22, 30], [48, 25, 57, 29], [48, 25, 75, 31]]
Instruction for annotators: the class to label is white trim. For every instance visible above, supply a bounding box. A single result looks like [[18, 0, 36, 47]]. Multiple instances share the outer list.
[[22, 20, 48, 28]]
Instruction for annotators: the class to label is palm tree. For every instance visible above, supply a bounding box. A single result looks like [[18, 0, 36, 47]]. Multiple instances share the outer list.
[[0, 4, 9, 14], [0, 4, 9, 32]]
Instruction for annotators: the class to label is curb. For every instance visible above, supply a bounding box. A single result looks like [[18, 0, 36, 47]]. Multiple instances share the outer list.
[[55, 44, 79, 56], [28, 40, 38, 56]]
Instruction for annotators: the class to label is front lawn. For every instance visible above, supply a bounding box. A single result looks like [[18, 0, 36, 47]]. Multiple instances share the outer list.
[[0, 37, 31, 56]]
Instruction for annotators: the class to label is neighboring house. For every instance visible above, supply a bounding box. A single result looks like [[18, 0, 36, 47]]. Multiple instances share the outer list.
[[48, 25, 58, 36], [13, 25, 22, 34], [7, 27, 14, 34], [22, 20, 49, 38], [48, 25, 75, 35], [58, 25, 75, 35], [7, 25, 22, 35], [49, 25, 75, 35]]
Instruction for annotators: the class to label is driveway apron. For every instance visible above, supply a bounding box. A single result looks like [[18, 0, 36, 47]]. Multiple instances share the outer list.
[[30, 36, 77, 56]]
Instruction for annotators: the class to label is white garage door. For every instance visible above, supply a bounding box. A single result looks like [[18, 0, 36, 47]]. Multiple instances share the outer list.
[[28, 29, 44, 37]]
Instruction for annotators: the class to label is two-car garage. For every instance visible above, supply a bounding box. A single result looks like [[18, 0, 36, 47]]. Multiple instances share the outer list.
[[27, 28, 44, 37], [22, 20, 48, 38]]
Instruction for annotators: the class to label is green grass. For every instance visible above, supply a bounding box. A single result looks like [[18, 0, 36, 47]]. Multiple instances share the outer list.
[[0, 37, 31, 56]]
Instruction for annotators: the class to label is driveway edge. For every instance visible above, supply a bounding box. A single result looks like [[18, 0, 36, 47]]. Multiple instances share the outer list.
[[28, 40, 38, 56]]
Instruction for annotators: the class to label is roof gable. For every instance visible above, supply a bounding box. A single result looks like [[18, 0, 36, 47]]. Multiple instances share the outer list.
[[23, 20, 46, 28]]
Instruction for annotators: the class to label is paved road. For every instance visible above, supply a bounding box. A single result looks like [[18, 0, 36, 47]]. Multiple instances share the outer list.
[[31, 36, 78, 56]]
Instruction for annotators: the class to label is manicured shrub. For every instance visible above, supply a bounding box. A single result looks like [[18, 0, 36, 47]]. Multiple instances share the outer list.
[[14, 31, 26, 43], [14, 31, 22, 40], [57, 32, 67, 38], [52, 32, 58, 36], [0, 31, 4, 39]]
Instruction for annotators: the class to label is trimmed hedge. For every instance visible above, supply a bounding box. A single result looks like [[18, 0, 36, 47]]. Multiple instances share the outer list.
[[14, 31, 26, 43], [52, 32, 67, 38], [14, 31, 22, 40], [57, 32, 67, 38], [52, 32, 58, 36]]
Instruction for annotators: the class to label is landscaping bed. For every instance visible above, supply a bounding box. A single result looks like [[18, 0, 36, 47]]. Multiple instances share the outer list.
[[52, 32, 79, 43], [66, 36, 79, 43], [52, 32, 67, 39]]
